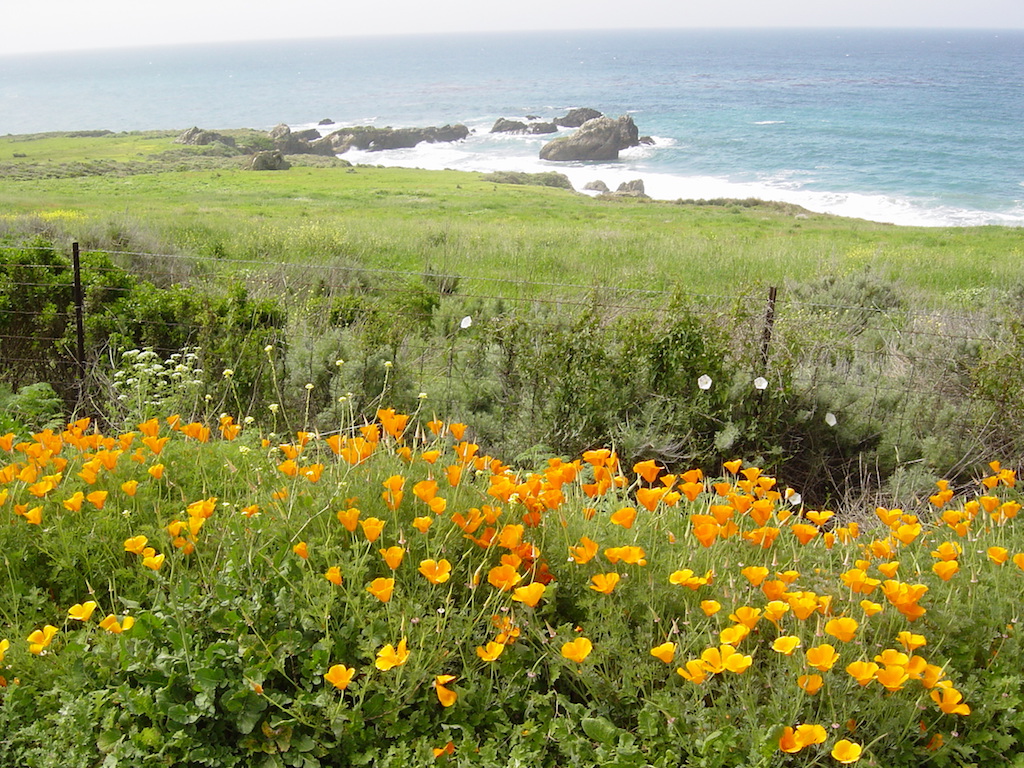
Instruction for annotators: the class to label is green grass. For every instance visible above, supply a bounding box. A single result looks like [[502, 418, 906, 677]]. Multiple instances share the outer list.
[[1, 131, 1022, 302]]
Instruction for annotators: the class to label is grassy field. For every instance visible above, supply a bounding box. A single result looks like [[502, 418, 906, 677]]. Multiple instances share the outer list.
[[2, 131, 1022, 302]]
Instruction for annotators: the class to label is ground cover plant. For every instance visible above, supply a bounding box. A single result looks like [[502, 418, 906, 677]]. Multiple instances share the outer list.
[[1, 397, 1023, 767]]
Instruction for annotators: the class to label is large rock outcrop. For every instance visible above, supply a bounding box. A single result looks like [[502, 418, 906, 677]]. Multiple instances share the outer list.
[[325, 124, 469, 153], [539, 115, 641, 162], [555, 108, 603, 128]]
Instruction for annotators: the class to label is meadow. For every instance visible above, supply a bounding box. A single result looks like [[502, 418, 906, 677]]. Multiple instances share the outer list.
[[0, 401, 1022, 767], [1, 131, 1024, 766]]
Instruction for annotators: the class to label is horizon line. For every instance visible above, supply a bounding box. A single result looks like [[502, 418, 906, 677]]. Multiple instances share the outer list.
[[3, 25, 1022, 58]]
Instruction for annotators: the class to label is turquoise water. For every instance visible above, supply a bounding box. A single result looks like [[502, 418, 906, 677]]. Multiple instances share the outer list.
[[3, 28, 1023, 226]]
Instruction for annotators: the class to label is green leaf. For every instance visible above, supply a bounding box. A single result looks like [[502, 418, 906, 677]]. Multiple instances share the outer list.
[[582, 716, 621, 745]]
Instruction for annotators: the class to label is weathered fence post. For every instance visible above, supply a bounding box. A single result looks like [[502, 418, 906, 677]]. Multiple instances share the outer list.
[[72, 242, 86, 377], [760, 285, 778, 371]]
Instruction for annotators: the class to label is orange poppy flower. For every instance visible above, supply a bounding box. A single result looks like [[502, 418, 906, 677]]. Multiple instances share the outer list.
[[366, 577, 395, 603], [825, 617, 859, 643], [379, 546, 405, 570], [805, 644, 840, 672], [650, 642, 676, 663], [375, 638, 409, 670], [360, 517, 386, 543], [512, 582, 546, 608], [560, 637, 593, 663], [419, 559, 452, 585], [434, 675, 458, 707], [324, 664, 355, 690], [610, 507, 637, 529], [476, 641, 506, 662], [589, 572, 621, 594]]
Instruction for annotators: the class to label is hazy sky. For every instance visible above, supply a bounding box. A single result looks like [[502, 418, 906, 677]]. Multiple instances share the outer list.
[[4, 0, 1023, 55]]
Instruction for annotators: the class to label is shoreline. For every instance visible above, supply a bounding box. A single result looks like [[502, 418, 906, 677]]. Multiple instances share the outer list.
[[3, 125, 1022, 230]]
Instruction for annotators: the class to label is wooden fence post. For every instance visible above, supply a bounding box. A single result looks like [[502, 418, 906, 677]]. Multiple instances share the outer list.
[[72, 242, 86, 377], [760, 285, 778, 371]]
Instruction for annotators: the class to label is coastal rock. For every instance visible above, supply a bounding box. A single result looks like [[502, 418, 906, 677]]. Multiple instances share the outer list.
[[539, 115, 641, 162], [249, 150, 290, 171], [176, 126, 236, 147], [318, 118, 334, 125], [583, 180, 610, 193], [268, 124, 326, 154], [615, 179, 647, 197], [491, 118, 529, 134], [640, 135, 655, 145], [325, 124, 470, 153], [555, 108, 603, 127], [491, 118, 559, 135]]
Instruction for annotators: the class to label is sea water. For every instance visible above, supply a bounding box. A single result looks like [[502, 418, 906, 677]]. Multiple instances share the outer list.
[[2, 28, 1023, 227]]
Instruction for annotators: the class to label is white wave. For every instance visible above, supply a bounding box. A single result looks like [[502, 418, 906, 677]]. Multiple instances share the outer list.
[[754, 120, 786, 125]]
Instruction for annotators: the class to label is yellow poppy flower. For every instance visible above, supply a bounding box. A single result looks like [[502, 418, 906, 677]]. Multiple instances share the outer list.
[[676, 659, 709, 684], [27, 624, 58, 654], [375, 638, 409, 671], [324, 664, 355, 690], [896, 631, 926, 652], [831, 739, 863, 764], [292, 542, 309, 560], [797, 674, 823, 695], [434, 675, 458, 707], [98, 618, 135, 634], [561, 637, 593, 663], [360, 517, 386, 543], [512, 582, 546, 608], [123, 535, 148, 555], [805, 644, 840, 672], [419, 559, 452, 585], [142, 552, 165, 571], [771, 636, 801, 656], [366, 577, 395, 603], [845, 660, 879, 687], [700, 600, 722, 616], [487, 564, 522, 592], [324, 566, 343, 586], [825, 617, 859, 643], [476, 641, 506, 662], [650, 642, 676, 664], [931, 686, 970, 715], [932, 560, 959, 581], [379, 546, 405, 570], [860, 600, 883, 616], [569, 537, 599, 564]]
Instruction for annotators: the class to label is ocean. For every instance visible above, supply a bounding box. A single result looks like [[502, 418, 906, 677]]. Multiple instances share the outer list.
[[2, 28, 1023, 227]]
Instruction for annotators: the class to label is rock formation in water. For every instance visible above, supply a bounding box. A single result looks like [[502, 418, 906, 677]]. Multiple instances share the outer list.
[[539, 115, 641, 162]]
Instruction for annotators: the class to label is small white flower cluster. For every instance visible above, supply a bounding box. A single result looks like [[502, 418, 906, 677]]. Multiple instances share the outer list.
[[111, 347, 204, 418]]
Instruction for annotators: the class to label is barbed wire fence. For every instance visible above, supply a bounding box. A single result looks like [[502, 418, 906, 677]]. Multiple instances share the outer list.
[[1, 240, 1018, 504]]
